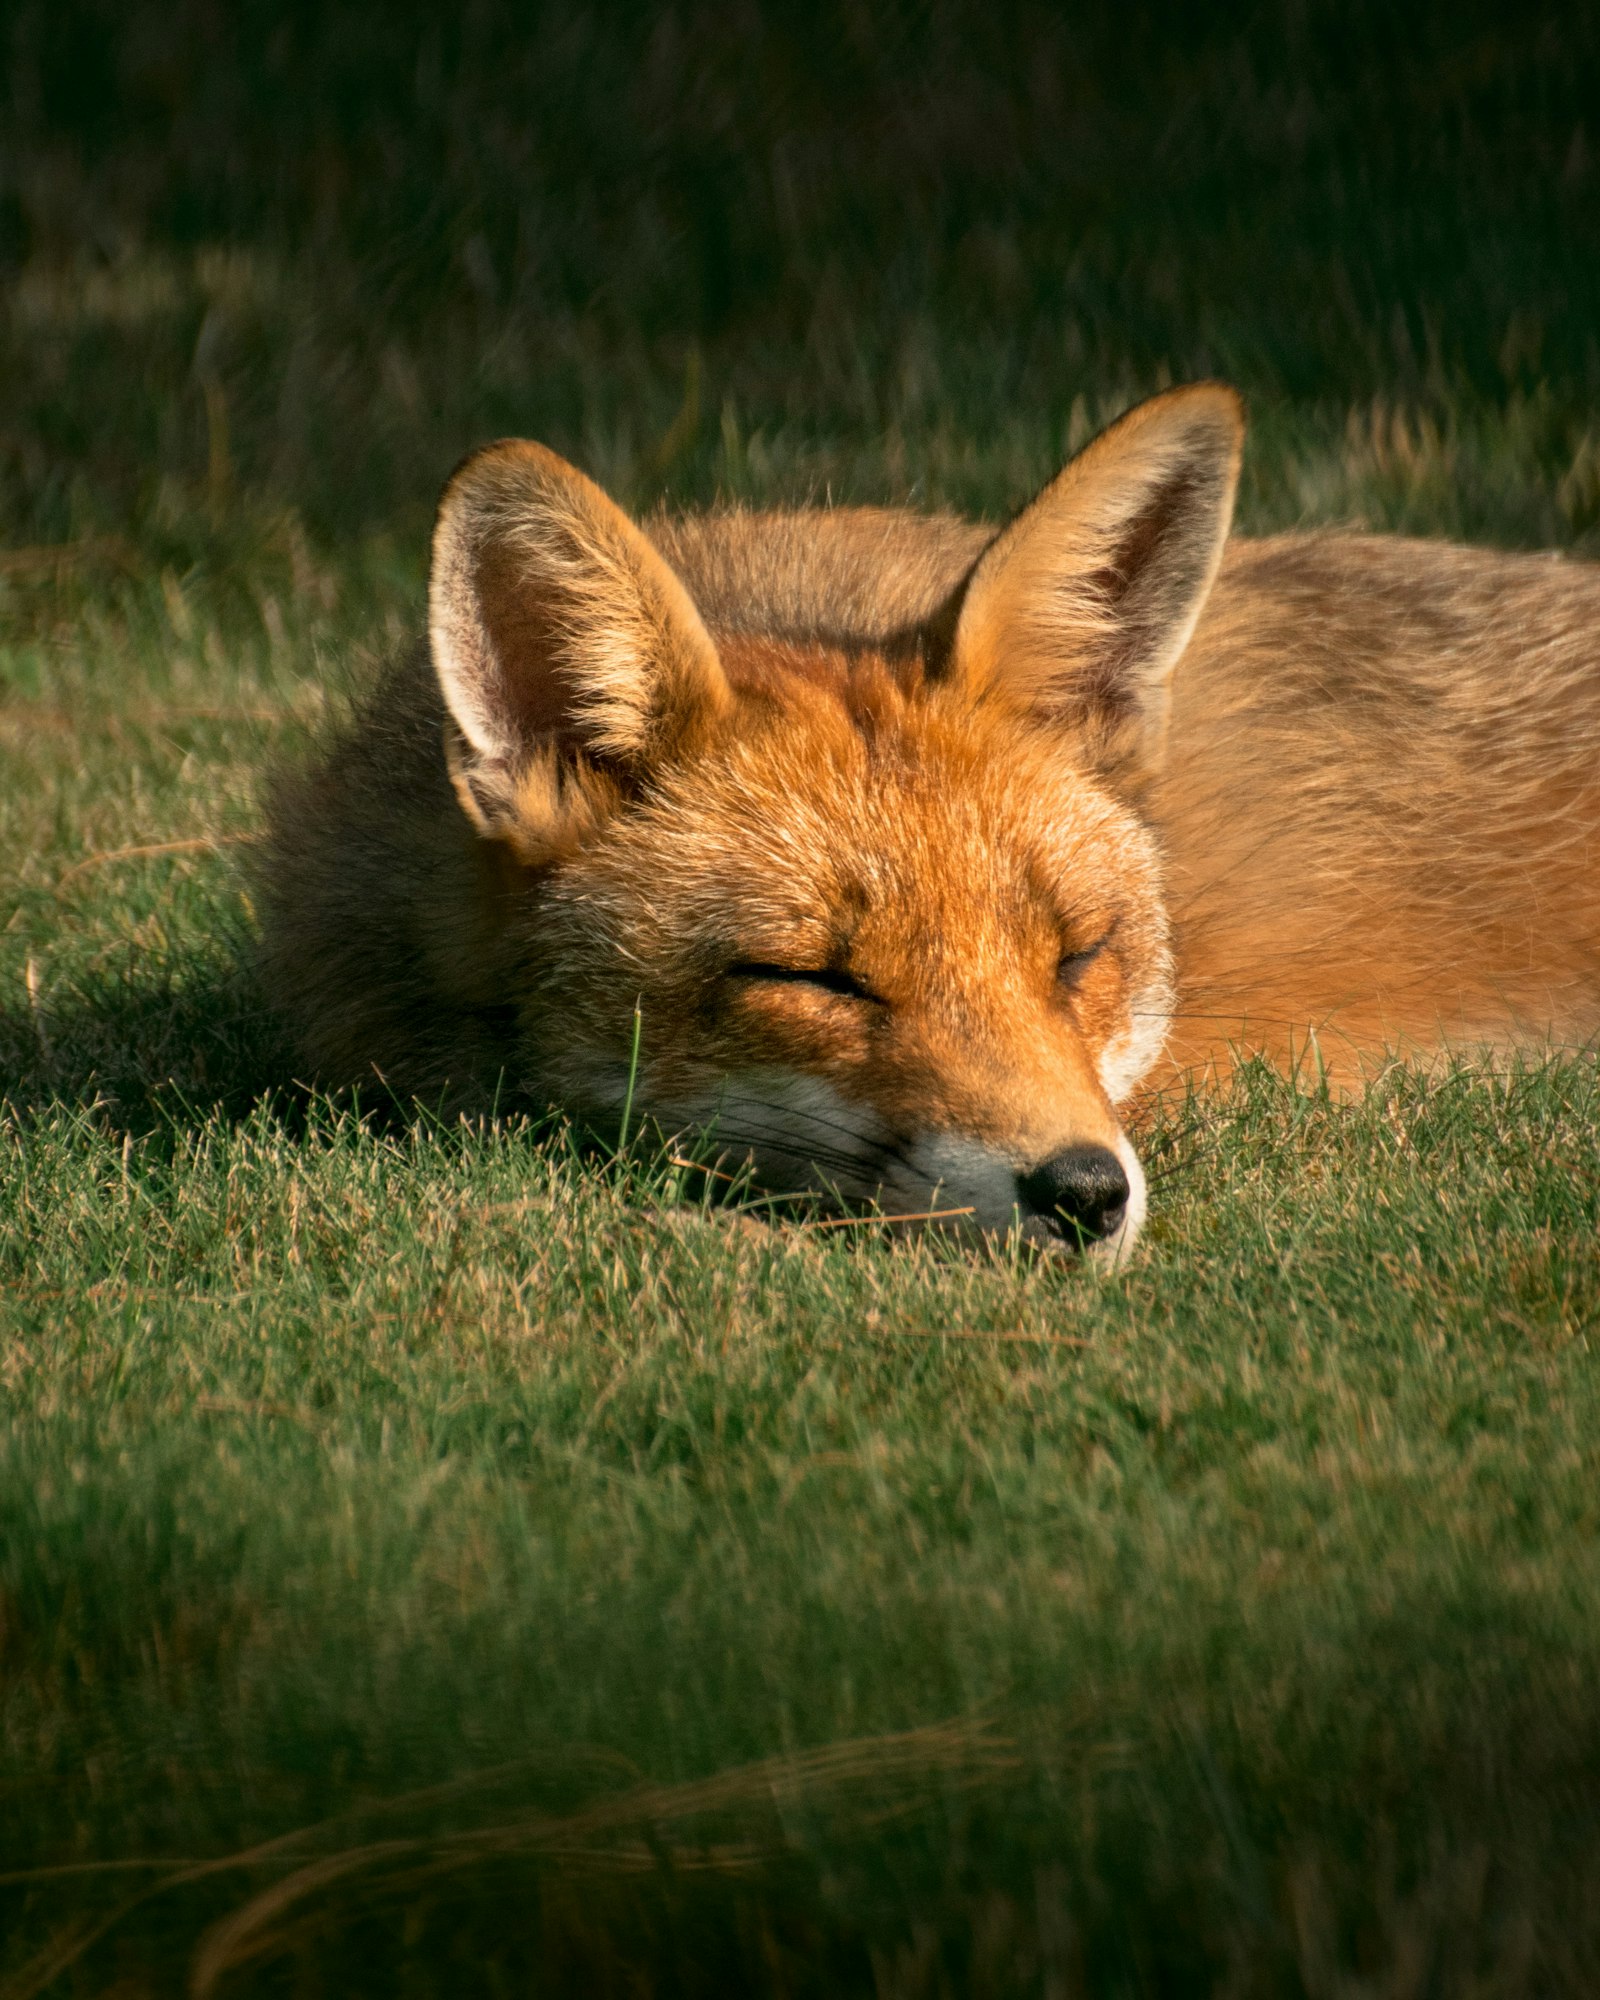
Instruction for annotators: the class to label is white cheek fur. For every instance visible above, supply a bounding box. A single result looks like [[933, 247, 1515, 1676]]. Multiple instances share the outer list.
[[1100, 1131, 1148, 1266], [1096, 952, 1176, 1104]]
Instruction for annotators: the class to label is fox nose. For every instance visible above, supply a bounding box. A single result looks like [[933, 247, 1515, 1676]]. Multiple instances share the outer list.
[[1015, 1145, 1130, 1244]]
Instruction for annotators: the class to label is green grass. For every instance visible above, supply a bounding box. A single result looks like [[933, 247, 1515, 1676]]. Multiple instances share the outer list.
[[3, 4, 1600, 1993]]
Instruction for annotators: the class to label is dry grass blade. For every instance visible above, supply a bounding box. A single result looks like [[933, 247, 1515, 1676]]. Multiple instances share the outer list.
[[666, 1152, 743, 1185], [798, 1207, 976, 1232], [187, 1715, 1017, 1997], [188, 1840, 424, 1998], [0, 1760, 614, 1985], [55, 834, 257, 886], [23, 954, 49, 1058], [0, 1911, 135, 2000]]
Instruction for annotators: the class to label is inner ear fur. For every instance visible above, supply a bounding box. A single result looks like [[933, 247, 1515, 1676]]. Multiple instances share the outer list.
[[947, 383, 1243, 779], [429, 439, 731, 854]]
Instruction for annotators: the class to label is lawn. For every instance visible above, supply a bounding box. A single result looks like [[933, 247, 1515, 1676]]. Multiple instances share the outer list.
[[3, 4, 1599, 1993]]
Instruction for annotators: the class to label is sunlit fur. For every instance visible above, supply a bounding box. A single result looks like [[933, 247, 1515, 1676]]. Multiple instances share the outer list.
[[523, 638, 1170, 1256], [258, 386, 1600, 1257], [1153, 536, 1600, 1086]]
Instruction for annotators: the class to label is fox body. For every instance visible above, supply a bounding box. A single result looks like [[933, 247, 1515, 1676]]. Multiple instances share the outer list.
[[259, 387, 1600, 1255]]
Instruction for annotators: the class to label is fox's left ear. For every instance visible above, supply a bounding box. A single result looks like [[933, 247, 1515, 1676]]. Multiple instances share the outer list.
[[946, 383, 1243, 779]]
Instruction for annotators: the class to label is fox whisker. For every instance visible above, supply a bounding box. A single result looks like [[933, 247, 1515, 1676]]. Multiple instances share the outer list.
[[683, 1126, 887, 1188], [725, 1093, 924, 1184]]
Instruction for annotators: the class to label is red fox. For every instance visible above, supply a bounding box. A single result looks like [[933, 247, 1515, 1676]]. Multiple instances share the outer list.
[[259, 385, 1600, 1256]]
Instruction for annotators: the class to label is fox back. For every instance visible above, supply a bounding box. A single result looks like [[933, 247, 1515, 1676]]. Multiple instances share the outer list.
[[258, 386, 1600, 1254]]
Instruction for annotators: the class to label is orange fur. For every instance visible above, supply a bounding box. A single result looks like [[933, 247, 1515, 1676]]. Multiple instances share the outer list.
[[257, 386, 1600, 1253], [1153, 535, 1600, 1084]]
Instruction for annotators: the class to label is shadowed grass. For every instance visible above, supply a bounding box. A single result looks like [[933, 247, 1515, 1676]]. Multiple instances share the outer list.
[[3, 1048, 1597, 1990]]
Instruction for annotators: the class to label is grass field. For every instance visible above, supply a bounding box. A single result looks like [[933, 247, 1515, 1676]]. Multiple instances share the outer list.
[[3, 4, 1600, 1993]]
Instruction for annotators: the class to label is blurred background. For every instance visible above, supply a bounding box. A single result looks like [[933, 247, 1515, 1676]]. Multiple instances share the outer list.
[[2, 0, 1598, 578]]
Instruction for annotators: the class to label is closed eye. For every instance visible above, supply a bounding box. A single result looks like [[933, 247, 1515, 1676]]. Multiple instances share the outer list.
[[1057, 933, 1112, 988], [728, 961, 880, 1002]]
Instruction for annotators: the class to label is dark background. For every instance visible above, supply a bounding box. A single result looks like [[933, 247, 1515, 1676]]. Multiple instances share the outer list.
[[3, 0, 1597, 552]]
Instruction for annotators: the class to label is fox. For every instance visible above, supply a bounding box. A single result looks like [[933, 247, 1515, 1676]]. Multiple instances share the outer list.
[[257, 384, 1600, 1258]]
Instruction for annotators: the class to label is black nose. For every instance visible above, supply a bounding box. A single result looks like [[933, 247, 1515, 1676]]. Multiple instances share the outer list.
[[1015, 1145, 1130, 1244]]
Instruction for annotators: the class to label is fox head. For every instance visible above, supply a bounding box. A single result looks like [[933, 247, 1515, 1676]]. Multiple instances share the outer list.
[[427, 385, 1243, 1257]]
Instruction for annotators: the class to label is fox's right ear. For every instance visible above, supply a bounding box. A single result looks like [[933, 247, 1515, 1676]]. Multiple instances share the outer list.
[[945, 383, 1243, 783], [429, 440, 731, 859]]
